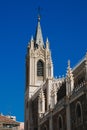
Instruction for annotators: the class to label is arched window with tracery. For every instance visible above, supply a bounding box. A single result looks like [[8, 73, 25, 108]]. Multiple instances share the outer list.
[[76, 102, 83, 124], [58, 115, 63, 130], [37, 60, 44, 76]]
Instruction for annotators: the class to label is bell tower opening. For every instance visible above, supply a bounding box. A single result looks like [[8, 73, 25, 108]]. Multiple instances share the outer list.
[[37, 60, 44, 76]]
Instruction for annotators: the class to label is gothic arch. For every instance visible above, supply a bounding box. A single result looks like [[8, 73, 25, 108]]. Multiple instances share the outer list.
[[37, 60, 44, 76], [58, 115, 63, 130], [75, 101, 83, 124]]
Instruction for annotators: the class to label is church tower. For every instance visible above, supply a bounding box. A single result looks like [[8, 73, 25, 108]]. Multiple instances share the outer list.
[[25, 15, 53, 130]]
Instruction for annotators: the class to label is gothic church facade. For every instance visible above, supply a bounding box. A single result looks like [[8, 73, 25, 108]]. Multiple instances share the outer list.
[[24, 16, 87, 130]]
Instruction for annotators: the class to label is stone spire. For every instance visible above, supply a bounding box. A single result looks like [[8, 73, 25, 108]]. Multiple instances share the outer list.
[[46, 37, 49, 50], [85, 52, 87, 81], [66, 60, 74, 97], [66, 60, 73, 78], [34, 15, 44, 47]]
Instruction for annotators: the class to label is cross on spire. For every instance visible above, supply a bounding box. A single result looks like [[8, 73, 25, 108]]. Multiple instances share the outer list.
[[34, 7, 44, 47], [37, 6, 42, 22]]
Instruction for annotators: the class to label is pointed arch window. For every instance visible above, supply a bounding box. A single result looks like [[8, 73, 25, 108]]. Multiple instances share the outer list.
[[43, 125, 47, 130], [76, 102, 83, 124], [58, 115, 63, 130], [37, 60, 44, 76]]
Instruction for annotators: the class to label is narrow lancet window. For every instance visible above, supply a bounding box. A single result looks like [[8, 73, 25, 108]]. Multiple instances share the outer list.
[[37, 60, 44, 76], [76, 102, 83, 124], [58, 115, 63, 130]]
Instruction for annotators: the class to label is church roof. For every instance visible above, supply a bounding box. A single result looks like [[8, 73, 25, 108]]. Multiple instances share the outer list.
[[0, 115, 20, 125]]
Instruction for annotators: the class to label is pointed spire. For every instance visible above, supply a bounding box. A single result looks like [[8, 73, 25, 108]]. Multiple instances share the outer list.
[[34, 15, 44, 47], [31, 35, 34, 42], [68, 60, 70, 69], [66, 60, 73, 79], [66, 60, 74, 97], [46, 37, 49, 43], [30, 35, 34, 49], [85, 52, 87, 81], [46, 37, 49, 50]]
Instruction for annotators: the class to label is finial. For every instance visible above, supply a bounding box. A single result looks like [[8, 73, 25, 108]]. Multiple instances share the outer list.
[[86, 52, 87, 60], [68, 60, 70, 68], [31, 35, 34, 41], [46, 37, 49, 43], [46, 37, 49, 49]]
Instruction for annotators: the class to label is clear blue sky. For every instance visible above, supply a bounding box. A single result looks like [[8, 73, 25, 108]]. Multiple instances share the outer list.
[[0, 0, 87, 122]]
